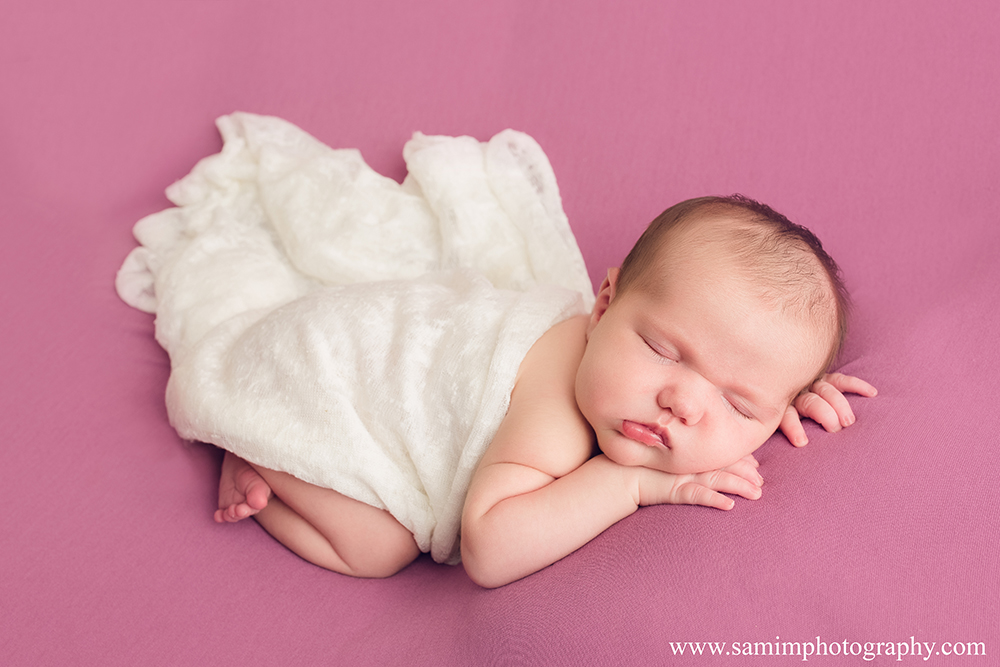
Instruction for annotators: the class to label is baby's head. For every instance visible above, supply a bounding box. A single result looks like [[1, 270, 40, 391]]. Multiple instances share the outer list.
[[575, 195, 848, 474], [616, 195, 848, 373]]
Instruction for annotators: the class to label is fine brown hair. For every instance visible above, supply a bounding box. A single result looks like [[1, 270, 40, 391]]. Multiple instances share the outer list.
[[617, 195, 850, 377]]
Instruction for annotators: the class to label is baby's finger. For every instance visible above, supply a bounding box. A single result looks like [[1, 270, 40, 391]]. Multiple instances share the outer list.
[[794, 391, 841, 433], [731, 453, 759, 468], [699, 469, 763, 501], [811, 379, 855, 428], [780, 404, 809, 447], [673, 482, 737, 510], [722, 457, 764, 486], [824, 372, 878, 397]]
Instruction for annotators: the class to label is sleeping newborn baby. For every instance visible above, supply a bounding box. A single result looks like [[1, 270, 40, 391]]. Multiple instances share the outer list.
[[215, 195, 875, 587], [117, 114, 874, 588]]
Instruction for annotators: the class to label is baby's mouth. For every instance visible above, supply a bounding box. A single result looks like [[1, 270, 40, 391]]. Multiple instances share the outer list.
[[621, 420, 670, 449]]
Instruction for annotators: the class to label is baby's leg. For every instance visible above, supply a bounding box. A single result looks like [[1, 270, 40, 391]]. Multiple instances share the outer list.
[[249, 464, 420, 578], [215, 450, 273, 523]]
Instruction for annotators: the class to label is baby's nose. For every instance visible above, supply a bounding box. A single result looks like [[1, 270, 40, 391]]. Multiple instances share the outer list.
[[657, 373, 709, 425]]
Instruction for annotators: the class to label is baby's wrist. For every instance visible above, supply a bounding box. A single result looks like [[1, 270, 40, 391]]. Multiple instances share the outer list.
[[590, 453, 642, 510]]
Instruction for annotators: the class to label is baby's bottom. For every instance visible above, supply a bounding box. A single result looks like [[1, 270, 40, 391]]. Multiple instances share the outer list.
[[216, 451, 420, 578]]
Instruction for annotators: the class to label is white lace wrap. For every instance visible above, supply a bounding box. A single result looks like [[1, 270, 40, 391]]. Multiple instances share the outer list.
[[116, 113, 593, 563]]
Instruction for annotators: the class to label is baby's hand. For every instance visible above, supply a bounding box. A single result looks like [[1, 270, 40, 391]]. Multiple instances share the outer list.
[[634, 455, 763, 511], [779, 372, 878, 447]]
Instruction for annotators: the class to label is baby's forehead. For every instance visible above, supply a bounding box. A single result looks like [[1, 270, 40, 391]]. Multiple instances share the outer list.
[[639, 222, 756, 293], [635, 216, 753, 285], [630, 256, 834, 398], [658, 217, 833, 309], [624, 199, 847, 381]]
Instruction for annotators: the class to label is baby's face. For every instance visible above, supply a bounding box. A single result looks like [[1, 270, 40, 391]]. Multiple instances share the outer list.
[[575, 242, 828, 475]]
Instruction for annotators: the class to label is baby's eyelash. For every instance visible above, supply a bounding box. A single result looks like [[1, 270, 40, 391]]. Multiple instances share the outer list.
[[642, 336, 676, 362], [726, 398, 754, 420]]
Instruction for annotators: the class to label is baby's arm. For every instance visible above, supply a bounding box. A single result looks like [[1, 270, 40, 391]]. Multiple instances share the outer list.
[[460, 318, 618, 587], [460, 317, 760, 588], [780, 372, 878, 446]]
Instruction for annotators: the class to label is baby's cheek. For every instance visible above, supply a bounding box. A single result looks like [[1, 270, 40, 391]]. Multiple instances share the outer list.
[[572, 366, 599, 415], [599, 436, 649, 468], [733, 427, 774, 461], [701, 430, 759, 471]]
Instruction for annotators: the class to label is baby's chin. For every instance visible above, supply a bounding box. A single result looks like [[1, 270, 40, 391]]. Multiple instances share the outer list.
[[615, 447, 754, 476], [598, 439, 717, 475], [649, 460, 728, 475], [598, 430, 764, 474], [665, 448, 765, 475]]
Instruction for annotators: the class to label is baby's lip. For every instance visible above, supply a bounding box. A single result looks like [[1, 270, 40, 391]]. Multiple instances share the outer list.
[[621, 420, 671, 449]]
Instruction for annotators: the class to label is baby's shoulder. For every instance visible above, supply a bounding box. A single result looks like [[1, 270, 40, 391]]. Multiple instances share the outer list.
[[514, 314, 589, 391], [496, 314, 594, 477]]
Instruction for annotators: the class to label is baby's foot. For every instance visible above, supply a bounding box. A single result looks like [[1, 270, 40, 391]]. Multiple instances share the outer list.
[[215, 451, 273, 523]]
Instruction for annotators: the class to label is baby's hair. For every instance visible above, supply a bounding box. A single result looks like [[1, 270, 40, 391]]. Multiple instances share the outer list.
[[617, 195, 850, 377]]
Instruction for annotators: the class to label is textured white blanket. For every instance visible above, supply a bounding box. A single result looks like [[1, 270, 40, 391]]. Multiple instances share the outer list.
[[116, 113, 593, 563]]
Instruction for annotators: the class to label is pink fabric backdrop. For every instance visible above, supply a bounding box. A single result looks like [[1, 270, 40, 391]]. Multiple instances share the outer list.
[[3, 1, 997, 664]]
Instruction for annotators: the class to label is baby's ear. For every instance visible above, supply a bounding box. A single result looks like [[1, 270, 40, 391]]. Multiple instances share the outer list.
[[588, 268, 620, 334]]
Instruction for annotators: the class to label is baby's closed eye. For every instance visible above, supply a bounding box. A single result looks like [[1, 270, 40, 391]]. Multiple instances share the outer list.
[[640, 335, 678, 363], [724, 396, 754, 420]]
